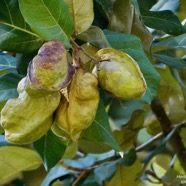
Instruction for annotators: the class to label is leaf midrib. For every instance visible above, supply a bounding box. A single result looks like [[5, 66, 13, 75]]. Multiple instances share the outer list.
[[41, 0, 68, 39], [1, 21, 41, 38]]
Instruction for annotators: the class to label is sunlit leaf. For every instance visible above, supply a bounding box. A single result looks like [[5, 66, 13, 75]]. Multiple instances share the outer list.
[[0, 0, 43, 52], [19, 0, 74, 48], [104, 30, 160, 103], [0, 146, 42, 185], [0, 73, 22, 102], [82, 100, 121, 151], [0, 53, 16, 71], [33, 130, 68, 170], [64, 0, 94, 34], [142, 10, 186, 35]]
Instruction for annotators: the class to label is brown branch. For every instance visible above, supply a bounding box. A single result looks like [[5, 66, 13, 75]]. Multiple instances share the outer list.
[[135, 132, 163, 152], [151, 98, 186, 172], [70, 38, 110, 64]]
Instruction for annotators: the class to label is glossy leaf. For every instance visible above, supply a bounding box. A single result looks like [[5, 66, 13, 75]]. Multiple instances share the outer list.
[[152, 33, 186, 53], [0, 53, 16, 71], [0, 146, 42, 185], [104, 29, 160, 103], [0, 73, 22, 102], [153, 54, 186, 69], [0, 0, 43, 52], [33, 130, 68, 170], [82, 100, 121, 151], [77, 26, 110, 48], [19, 0, 74, 48], [142, 10, 186, 35], [64, 0, 94, 34]]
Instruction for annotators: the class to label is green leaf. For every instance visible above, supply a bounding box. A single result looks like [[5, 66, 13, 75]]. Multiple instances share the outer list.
[[0, 73, 22, 102], [113, 110, 145, 150], [122, 148, 137, 166], [77, 26, 110, 48], [0, 146, 41, 185], [94, 159, 120, 185], [82, 100, 121, 151], [16, 50, 37, 75], [32, 130, 68, 170], [141, 10, 186, 35], [153, 54, 186, 69], [152, 33, 186, 53], [18, 0, 74, 48], [64, 0, 94, 34], [106, 159, 142, 186], [104, 30, 160, 103], [0, 0, 43, 53], [109, 99, 144, 127], [41, 165, 77, 186], [0, 53, 16, 71]]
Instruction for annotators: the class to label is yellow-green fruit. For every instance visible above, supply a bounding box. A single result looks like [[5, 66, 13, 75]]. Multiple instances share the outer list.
[[1, 80, 61, 144], [55, 69, 99, 141], [28, 40, 74, 91], [97, 48, 146, 99]]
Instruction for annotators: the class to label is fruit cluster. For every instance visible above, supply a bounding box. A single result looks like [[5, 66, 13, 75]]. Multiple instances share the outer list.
[[0, 40, 146, 144]]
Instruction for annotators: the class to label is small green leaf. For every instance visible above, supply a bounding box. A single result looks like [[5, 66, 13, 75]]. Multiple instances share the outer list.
[[153, 54, 186, 69], [0, 146, 42, 185], [0, 0, 43, 52], [104, 30, 160, 103], [0, 73, 22, 102], [18, 0, 74, 48], [152, 33, 186, 53], [122, 148, 137, 166], [77, 26, 110, 48], [0, 53, 16, 71], [82, 100, 121, 151], [33, 130, 68, 170], [64, 0, 94, 34], [142, 10, 186, 35]]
